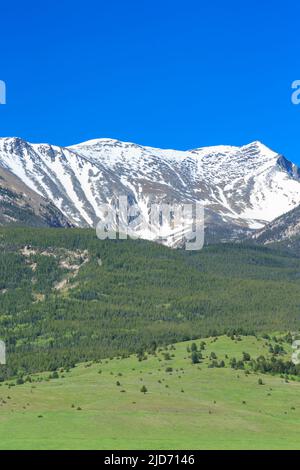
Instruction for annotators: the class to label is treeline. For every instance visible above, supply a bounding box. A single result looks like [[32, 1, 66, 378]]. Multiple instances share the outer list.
[[251, 356, 300, 376]]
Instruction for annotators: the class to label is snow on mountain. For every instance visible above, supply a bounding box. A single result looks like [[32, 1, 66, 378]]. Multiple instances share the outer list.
[[0, 164, 71, 228], [0, 137, 299, 245]]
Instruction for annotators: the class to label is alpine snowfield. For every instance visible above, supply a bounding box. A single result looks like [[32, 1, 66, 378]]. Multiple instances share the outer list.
[[0, 137, 299, 244]]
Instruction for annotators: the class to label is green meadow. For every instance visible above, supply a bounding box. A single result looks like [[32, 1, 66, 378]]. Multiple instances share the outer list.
[[0, 335, 299, 450]]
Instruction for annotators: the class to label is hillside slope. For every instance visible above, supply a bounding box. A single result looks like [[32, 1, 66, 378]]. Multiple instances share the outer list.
[[0, 166, 71, 227], [1, 227, 300, 379], [253, 204, 300, 245], [0, 335, 299, 450]]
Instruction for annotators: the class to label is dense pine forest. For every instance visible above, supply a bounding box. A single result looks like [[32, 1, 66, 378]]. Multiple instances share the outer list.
[[0, 227, 300, 380]]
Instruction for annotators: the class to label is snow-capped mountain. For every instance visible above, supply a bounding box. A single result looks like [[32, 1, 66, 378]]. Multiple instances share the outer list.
[[0, 137, 299, 245]]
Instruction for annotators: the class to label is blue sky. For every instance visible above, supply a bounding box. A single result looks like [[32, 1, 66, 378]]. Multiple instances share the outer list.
[[1, 0, 300, 162]]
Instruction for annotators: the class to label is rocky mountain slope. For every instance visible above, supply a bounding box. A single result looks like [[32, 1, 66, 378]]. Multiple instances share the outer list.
[[253, 204, 300, 246], [0, 165, 71, 227], [0, 137, 299, 243]]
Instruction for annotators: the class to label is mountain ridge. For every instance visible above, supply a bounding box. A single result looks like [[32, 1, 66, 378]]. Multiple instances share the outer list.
[[0, 136, 299, 244], [253, 204, 300, 246]]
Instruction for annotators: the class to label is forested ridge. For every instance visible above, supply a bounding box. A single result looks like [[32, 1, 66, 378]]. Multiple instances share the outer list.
[[0, 227, 300, 379]]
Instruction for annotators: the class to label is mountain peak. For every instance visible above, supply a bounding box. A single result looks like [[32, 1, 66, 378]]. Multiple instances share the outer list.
[[0, 137, 299, 244], [240, 140, 278, 157], [245, 140, 265, 147], [69, 138, 120, 147], [0, 136, 27, 145]]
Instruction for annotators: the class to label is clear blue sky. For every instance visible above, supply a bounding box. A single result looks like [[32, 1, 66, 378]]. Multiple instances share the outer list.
[[1, 0, 300, 162]]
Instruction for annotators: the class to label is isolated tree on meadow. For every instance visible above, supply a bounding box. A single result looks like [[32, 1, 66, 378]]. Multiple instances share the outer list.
[[243, 352, 251, 362], [191, 351, 200, 364]]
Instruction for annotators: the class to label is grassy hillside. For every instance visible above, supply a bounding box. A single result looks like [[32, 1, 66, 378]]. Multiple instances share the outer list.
[[0, 335, 299, 450], [1, 227, 300, 379]]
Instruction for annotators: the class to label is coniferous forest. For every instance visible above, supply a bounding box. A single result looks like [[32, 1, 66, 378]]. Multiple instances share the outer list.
[[0, 226, 300, 380]]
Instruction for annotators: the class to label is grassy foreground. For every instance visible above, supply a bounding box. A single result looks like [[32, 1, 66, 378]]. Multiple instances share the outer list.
[[0, 335, 299, 450]]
